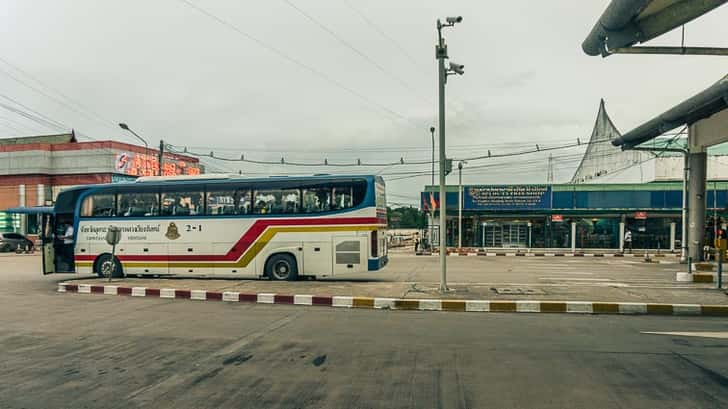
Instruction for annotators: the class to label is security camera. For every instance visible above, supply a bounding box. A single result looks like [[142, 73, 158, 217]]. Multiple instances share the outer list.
[[446, 16, 463, 24], [449, 61, 465, 75]]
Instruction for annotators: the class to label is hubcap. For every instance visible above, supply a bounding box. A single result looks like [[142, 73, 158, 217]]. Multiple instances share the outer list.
[[273, 261, 290, 280], [100, 260, 115, 276]]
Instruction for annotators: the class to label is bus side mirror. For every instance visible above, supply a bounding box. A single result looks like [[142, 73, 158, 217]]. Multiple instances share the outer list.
[[106, 226, 121, 246]]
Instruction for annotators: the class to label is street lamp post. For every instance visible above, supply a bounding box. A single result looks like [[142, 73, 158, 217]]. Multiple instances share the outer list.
[[119, 123, 154, 176], [436, 16, 464, 292]]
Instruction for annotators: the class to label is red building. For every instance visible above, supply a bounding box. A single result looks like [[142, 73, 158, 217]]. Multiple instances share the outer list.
[[0, 133, 202, 235]]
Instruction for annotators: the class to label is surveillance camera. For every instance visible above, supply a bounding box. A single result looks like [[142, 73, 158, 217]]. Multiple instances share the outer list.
[[446, 16, 463, 24], [449, 61, 465, 74]]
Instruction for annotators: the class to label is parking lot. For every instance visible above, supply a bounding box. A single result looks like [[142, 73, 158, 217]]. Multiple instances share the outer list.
[[2, 252, 728, 408]]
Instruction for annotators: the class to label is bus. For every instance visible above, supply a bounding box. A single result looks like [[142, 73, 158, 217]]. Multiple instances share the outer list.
[[30, 174, 388, 280]]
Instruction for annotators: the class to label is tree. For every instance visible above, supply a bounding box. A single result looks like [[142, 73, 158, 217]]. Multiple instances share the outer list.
[[387, 206, 426, 229]]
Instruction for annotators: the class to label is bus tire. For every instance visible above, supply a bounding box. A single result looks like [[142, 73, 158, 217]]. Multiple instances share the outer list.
[[94, 254, 124, 278], [265, 253, 298, 281]]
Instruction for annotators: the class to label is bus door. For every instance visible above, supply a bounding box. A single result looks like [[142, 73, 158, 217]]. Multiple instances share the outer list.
[[40, 213, 55, 274], [53, 214, 76, 273]]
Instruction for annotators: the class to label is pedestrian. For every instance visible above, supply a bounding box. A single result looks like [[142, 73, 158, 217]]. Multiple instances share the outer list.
[[414, 233, 420, 253], [624, 229, 632, 253]]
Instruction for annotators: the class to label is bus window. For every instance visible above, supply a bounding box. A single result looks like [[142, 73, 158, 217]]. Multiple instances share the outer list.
[[81, 194, 116, 217], [302, 187, 331, 213], [332, 185, 353, 210], [206, 190, 251, 215], [253, 189, 299, 214], [117, 192, 159, 217], [161, 189, 203, 216]]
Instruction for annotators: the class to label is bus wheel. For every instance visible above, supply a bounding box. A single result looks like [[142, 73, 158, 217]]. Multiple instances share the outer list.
[[95, 254, 124, 278], [266, 254, 298, 281]]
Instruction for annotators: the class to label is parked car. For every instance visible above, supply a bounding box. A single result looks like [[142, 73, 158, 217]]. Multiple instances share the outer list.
[[0, 232, 34, 253]]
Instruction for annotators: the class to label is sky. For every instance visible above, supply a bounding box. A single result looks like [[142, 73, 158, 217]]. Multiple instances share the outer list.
[[1, 0, 727, 207]]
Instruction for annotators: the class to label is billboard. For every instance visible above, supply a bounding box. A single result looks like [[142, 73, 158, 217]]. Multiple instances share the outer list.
[[115, 152, 201, 177], [464, 185, 551, 210]]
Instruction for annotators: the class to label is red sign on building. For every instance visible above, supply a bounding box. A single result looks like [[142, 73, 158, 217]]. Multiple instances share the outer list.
[[634, 211, 647, 220], [551, 214, 564, 222]]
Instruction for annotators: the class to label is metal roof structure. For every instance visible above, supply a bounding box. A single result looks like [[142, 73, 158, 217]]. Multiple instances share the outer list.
[[612, 74, 728, 148], [582, 0, 728, 57]]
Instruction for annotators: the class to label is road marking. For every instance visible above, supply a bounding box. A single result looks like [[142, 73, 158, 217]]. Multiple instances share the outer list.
[[641, 332, 728, 339], [539, 277, 613, 281]]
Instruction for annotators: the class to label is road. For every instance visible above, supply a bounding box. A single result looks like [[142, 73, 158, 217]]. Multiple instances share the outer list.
[[1, 255, 727, 408]]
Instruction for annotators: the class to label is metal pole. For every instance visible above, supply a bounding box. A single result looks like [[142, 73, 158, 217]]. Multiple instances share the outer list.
[[437, 22, 448, 291], [430, 127, 435, 250], [458, 162, 463, 249], [158, 139, 165, 176], [719, 249, 724, 289], [681, 153, 689, 262]]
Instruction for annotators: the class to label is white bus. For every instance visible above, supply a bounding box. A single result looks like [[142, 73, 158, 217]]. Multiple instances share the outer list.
[[32, 174, 388, 280]]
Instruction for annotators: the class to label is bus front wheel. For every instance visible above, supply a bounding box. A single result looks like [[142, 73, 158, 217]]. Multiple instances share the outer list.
[[95, 254, 124, 279], [266, 253, 298, 281]]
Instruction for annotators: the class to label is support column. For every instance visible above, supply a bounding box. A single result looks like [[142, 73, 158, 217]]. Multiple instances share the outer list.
[[688, 151, 707, 261], [18, 184, 26, 234], [619, 221, 625, 252], [670, 222, 676, 252], [570, 221, 576, 253], [37, 184, 45, 206]]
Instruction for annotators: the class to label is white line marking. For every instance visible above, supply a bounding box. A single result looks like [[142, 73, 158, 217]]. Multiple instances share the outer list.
[[641, 332, 728, 339]]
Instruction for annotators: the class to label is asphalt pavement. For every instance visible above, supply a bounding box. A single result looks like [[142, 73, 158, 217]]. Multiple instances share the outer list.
[[1, 254, 728, 408]]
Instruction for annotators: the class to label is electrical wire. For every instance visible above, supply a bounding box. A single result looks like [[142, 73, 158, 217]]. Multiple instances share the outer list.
[[177, 0, 422, 129]]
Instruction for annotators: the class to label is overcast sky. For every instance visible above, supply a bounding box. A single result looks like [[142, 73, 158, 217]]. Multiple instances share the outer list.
[[1, 1, 727, 206]]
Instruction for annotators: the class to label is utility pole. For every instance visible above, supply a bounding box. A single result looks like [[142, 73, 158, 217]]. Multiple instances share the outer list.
[[436, 16, 464, 292], [547, 154, 554, 184], [458, 161, 466, 249], [158, 139, 165, 176], [429, 126, 436, 250]]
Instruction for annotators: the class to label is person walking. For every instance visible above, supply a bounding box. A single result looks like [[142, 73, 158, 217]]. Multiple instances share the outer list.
[[414, 233, 420, 253], [624, 229, 633, 254]]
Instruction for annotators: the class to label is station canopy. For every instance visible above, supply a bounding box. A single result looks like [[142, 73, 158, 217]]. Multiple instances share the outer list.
[[582, 0, 727, 56], [612, 74, 728, 149]]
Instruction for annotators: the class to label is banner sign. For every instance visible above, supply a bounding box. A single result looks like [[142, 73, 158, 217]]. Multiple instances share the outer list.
[[634, 211, 647, 220], [464, 185, 551, 210], [551, 214, 564, 222], [115, 152, 201, 177]]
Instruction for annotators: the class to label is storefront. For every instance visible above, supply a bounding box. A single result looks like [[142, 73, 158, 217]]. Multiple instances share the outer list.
[[422, 182, 727, 250]]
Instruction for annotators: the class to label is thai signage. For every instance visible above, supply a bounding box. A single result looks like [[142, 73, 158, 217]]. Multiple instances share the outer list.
[[115, 152, 201, 177], [465, 185, 551, 210]]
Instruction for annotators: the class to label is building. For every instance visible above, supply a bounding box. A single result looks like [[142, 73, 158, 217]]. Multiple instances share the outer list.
[[422, 101, 728, 251], [0, 133, 203, 235]]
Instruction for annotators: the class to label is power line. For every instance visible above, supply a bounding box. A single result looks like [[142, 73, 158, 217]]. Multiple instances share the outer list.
[[177, 0, 421, 129], [281, 0, 431, 105]]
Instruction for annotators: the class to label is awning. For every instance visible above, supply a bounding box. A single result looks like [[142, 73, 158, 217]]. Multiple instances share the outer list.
[[582, 0, 728, 56], [612, 75, 728, 148], [3, 206, 55, 215]]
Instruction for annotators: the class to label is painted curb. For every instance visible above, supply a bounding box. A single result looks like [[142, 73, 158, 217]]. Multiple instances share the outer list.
[[417, 251, 679, 257], [57, 283, 728, 317]]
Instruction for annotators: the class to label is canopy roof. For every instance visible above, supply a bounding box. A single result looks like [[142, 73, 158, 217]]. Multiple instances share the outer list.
[[582, 0, 727, 56], [612, 75, 728, 148], [3, 206, 55, 215]]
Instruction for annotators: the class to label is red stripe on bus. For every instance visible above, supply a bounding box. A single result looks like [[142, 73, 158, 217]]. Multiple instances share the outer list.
[[75, 216, 379, 262]]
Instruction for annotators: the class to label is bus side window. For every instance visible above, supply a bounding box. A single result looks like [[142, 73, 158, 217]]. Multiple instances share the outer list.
[[302, 187, 331, 213], [117, 192, 159, 217], [206, 190, 246, 215], [81, 194, 116, 217], [161, 189, 203, 216]]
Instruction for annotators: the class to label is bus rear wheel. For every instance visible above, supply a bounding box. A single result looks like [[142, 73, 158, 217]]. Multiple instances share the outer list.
[[95, 254, 124, 278], [266, 254, 298, 281]]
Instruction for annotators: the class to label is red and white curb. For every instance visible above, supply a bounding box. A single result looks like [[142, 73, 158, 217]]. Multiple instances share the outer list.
[[419, 251, 679, 258], [57, 283, 728, 316]]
